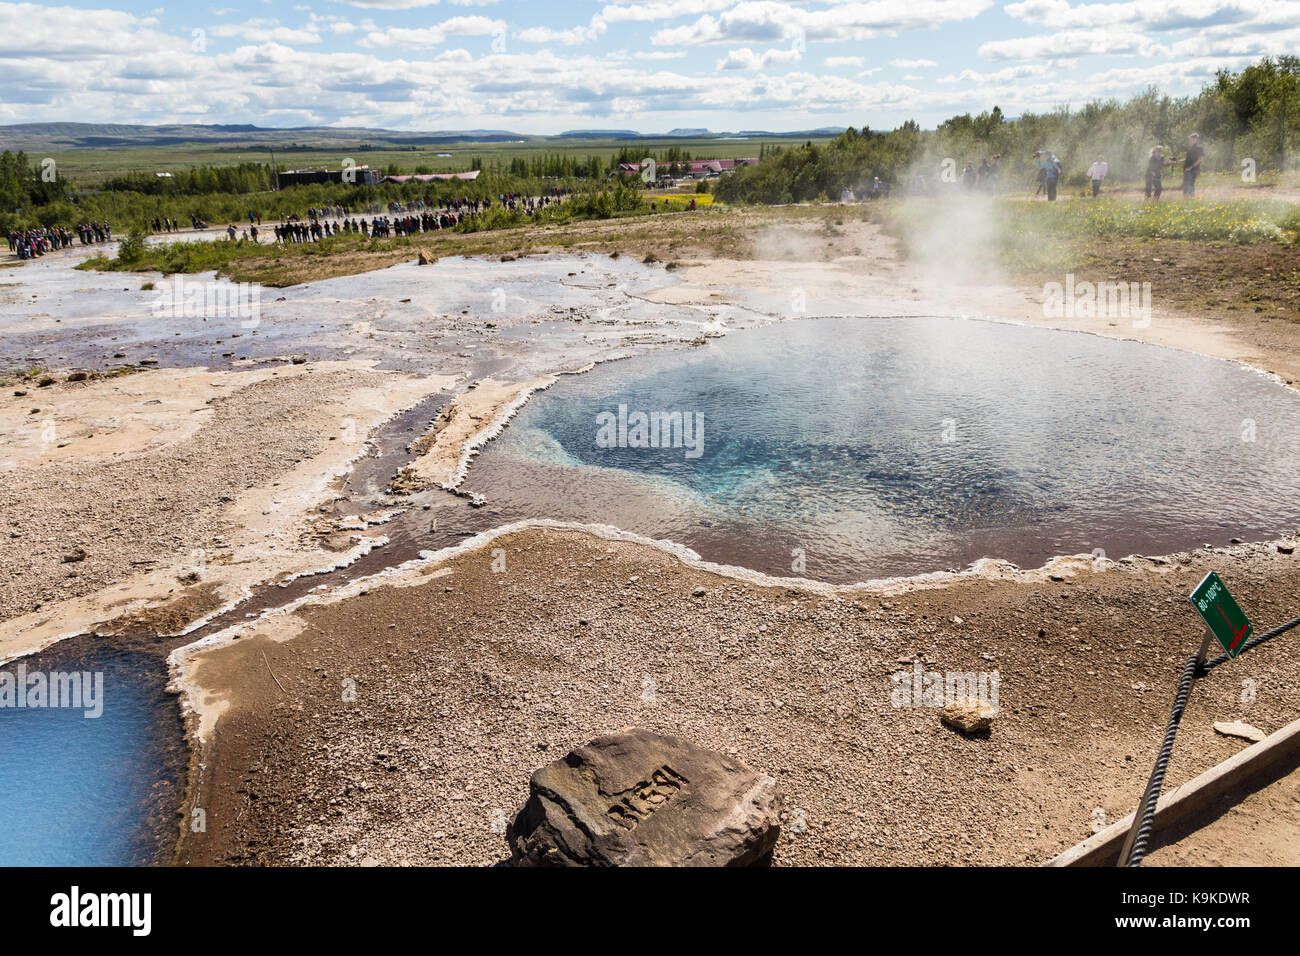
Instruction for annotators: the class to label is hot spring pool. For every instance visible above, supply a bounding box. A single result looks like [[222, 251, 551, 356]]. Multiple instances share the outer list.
[[465, 315, 1300, 582], [0, 640, 186, 866]]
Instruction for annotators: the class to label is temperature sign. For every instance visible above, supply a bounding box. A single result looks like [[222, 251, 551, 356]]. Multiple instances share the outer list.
[[1189, 571, 1253, 659]]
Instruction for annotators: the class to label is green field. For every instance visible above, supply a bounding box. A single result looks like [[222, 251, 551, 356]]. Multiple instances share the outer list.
[[40, 135, 814, 185]]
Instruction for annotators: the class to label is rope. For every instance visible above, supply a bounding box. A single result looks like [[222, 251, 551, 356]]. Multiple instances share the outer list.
[[1124, 613, 1300, 866]]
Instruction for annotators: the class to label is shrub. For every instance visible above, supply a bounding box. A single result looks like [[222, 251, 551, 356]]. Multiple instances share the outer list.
[[115, 223, 149, 264]]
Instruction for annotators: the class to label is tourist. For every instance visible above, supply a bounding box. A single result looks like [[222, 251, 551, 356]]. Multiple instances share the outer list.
[[1145, 146, 1175, 200], [983, 154, 1000, 192], [1035, 151, 1061, 201], [1182, 133, 1203, 197], [1087, 155, 1108, 197]]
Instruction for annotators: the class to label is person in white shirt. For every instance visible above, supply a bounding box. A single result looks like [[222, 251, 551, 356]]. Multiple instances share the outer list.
[[1087, 155, 1109, 197]]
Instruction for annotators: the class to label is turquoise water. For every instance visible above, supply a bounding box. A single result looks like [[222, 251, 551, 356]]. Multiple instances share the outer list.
[[0, 642, 184, 866], [466, 316, 1300, 581]]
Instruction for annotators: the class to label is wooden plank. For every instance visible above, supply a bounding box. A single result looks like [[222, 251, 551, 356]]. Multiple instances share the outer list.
[[1045, 715, 1300, 867]]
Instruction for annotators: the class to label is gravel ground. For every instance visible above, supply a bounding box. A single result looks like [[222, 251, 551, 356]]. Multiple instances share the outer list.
[[177, 526, 1300, 866], [0, 366, 389, 623]]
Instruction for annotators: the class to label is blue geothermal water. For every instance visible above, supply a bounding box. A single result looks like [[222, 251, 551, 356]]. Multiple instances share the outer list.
[[465, 316, 1300, 581], [0, 642, 185, 866]]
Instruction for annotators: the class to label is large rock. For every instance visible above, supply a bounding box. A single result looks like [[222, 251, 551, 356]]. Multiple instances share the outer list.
[[508, 728, 783, 866]]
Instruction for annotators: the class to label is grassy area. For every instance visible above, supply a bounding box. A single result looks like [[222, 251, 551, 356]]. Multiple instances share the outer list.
[[40, 136, 802, 186], [1011, 197, 1298, 242], [886, 196, 1300, 273], [75, 199, 752, 286]]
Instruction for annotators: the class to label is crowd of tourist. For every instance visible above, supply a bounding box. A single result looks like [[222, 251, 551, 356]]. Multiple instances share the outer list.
[[255, 192, 565, 244], [6, 221, 112, 259]]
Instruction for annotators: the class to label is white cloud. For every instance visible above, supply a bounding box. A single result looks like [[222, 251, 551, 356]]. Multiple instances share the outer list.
[[0, 2, 188, 58], [1003, 0, 1291, 31], [979, 29, 1162, 60], [937, 63, 1053, 83], [0, 0, 1292, 132], [212, 19, 322, 46], [517, 21, 608, 44], [341, 0, 442, 9], [653, 0, 994, 46], [716, 45, 803, 70], [358, 15, 504, 48], [599, 0, 736, 23], [890, 57, 936, 68]]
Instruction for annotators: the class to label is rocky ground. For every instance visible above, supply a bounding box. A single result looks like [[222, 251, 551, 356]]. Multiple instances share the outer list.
[[0, 361, 453, 660], [5, 202, 1300, 866], [175, 526, 1300, 866]]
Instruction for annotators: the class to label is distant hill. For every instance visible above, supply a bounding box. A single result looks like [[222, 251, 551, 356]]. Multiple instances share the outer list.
[[555, 129, 643, 139], [0, 122, 850, 152], [0, 123, 532, 151]]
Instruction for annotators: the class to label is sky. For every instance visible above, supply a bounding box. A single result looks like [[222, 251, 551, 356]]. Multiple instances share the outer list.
[[2, 0, 1299, 133]]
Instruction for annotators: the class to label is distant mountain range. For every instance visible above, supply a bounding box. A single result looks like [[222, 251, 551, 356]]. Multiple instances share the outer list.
[[0, 122, 848, 151]]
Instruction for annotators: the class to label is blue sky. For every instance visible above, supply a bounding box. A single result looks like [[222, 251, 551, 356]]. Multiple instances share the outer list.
[[2, 1, 1298, 132]]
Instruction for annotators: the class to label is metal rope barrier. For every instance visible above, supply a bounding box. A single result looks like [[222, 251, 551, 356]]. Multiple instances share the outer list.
[[1121, 612, 1300, 866]]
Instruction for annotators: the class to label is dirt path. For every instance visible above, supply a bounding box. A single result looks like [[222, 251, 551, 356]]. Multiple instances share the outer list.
[[1144, 754, 1300, 866]]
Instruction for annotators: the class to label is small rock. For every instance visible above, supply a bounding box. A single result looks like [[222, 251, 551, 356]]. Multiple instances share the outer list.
[[60, 548, 87, 563], [1213, 721, 1266, 743], [941, 697, 997, 735]]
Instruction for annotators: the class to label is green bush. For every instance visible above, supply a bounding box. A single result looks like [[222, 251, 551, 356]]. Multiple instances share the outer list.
[[115, 223, 149, 264]]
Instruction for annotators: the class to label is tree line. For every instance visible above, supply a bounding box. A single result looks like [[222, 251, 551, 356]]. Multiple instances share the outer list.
[[716, 56, 1300, 204]]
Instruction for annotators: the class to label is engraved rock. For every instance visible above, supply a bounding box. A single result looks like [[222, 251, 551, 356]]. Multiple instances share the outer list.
[[508, 727, 783, 866]]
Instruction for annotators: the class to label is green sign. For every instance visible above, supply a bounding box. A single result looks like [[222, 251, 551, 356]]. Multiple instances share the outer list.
[[1189, 571, 1253, 658]]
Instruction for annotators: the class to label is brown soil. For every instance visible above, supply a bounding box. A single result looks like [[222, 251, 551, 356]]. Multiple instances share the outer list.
[[1059, 239, 1300, 380], [1145, 751, 1300, 866], [176, 527, 1300, 866]]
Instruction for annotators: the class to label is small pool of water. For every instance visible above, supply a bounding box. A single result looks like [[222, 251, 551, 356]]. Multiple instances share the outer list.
[[0, 638, 186, 866], [465, 315, 1300, 581]]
